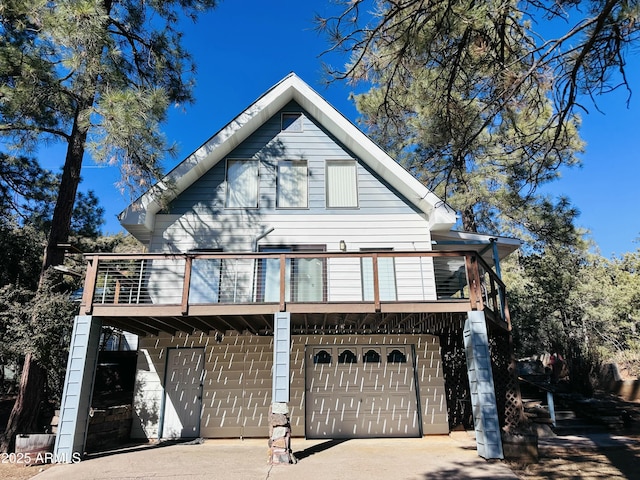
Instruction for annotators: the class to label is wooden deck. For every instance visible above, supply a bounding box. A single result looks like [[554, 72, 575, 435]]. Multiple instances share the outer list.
[[79, 250, 510, 335]]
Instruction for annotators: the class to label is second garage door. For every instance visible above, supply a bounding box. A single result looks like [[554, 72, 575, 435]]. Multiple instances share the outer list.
[[305, 344, 421, 438]]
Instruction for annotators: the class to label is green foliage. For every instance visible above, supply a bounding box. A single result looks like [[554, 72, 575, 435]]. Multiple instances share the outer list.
[[318, 0, 638, 243], [0, 275, 75, 402], [0, 154, 57, 222], [0, 221, 44, 290], [506, 242, 640, 389], [0, 233, 142, 400], [0, 0, 218, 198]]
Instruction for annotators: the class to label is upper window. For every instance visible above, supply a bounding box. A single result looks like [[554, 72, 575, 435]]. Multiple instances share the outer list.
[[226, 159, 258, 208], [326, 160, 358, 208], [277, 160, 308, 208], [281, 113, 303, 132]]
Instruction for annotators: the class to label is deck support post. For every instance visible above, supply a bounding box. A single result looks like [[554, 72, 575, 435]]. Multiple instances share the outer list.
[[464, 311, 504, 459], [53, 315, 102, 462], [269, 313, 294, 464]]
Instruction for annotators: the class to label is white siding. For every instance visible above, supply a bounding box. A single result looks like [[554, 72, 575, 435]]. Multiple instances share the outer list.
[[149, 101, 433, 255]]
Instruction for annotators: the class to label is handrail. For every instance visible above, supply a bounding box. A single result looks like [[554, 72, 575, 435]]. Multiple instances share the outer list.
[[476, 255, 511, 329], [80, 250, 509, 327]]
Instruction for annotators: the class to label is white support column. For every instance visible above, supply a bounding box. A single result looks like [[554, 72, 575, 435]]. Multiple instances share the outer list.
[[464, 311, 504, 459], [269, 312, 294, 464], [272, 312, 291, 403], [53, 315, 102, 462]]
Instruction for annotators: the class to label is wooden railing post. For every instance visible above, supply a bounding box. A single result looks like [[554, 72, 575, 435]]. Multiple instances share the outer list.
[[182, 256, 192, 316], [80, 256, 98, 315], [372, 253, 381, 312], [465, 254, 484, 310], [279, 254, 286, 312]]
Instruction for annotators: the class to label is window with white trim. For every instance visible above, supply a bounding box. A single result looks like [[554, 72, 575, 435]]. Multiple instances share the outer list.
[[326, 160, 358, 208], [277, 160, 308, 208], [225, 159, 258, 208]]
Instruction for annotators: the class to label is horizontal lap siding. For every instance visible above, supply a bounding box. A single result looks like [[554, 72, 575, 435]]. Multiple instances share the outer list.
[[327, 257, 363, 301], [133, 332, 448, 439], [395, 257, 437, 301], [149, 101, 433, 254]]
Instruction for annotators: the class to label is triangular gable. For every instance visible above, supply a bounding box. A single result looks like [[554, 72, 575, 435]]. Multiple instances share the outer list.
[[118, 73, 458, 241]]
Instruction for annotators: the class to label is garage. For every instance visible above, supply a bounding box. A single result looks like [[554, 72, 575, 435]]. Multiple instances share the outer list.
[[305, 344, 421, 438]]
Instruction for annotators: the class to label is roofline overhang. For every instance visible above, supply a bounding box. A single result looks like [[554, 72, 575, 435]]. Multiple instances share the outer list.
[[431, 230, 522, 263]]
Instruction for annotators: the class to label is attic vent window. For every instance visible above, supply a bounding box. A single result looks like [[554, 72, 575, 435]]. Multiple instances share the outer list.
[[281, 112, 303, 132]]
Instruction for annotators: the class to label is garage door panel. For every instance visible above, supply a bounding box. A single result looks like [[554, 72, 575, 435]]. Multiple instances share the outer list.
[[306, 344, 420, 439]]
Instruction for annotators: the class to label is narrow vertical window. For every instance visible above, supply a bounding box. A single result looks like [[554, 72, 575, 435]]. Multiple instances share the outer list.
[[326, 160, 358, 208], [226, 159, 258, 208], [277, 160, 308, 208]]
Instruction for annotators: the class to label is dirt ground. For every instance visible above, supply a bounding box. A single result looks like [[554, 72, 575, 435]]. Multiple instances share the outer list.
[[0, 463, 52, 480], [510, 438, 640, 480]]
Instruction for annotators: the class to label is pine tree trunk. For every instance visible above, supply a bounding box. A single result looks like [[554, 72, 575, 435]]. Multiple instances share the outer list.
[[40, 110, 88, 276], [0, 353, 46, 453], [461, 206, 478, 233], [3, 105, 90, 452]]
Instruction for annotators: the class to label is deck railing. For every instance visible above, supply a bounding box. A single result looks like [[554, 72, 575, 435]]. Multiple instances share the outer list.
[[80, 250, 509, 328]]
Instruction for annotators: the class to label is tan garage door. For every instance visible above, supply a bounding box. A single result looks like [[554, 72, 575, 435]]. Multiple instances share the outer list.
[[305, 344, 421, 438]]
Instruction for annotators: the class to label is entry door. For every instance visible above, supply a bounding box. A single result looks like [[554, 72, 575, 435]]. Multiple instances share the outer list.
[[305, 344, 420, 438], [162, 348, 204, 439]]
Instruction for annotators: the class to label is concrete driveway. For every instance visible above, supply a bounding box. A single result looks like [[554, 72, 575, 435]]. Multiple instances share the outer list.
[[32, 434, 519, 480]]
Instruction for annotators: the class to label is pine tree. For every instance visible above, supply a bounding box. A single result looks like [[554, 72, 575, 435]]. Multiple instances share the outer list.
[[317, 0, 638, 240], [0, 0, 218, 452]]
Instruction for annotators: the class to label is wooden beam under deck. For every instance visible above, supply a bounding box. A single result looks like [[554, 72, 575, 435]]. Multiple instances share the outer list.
[[90, 300, 471, 319], [103, 317, 156, 337], [99, 310, 481, 337]]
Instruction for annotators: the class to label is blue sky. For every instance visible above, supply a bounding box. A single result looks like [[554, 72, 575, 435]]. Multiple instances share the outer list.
[[77, 1, 639, 258]]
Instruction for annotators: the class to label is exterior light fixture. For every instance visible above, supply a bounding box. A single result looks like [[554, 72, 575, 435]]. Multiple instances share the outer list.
[[339, 240, 346, 251]]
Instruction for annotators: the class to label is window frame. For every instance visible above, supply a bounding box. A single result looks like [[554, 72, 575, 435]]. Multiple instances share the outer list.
[[338, 349, 358, 364], [276, 160, 309, 209], [255, 244, 327, 303], [281, 112, 304, 132], [387, 348, 407, 364], [363, 348, 381, 364], [325, 159, 359, 209], [225, 158, 259, 209], [360, 248, 398, 301], [313, 349, 332, 364]]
